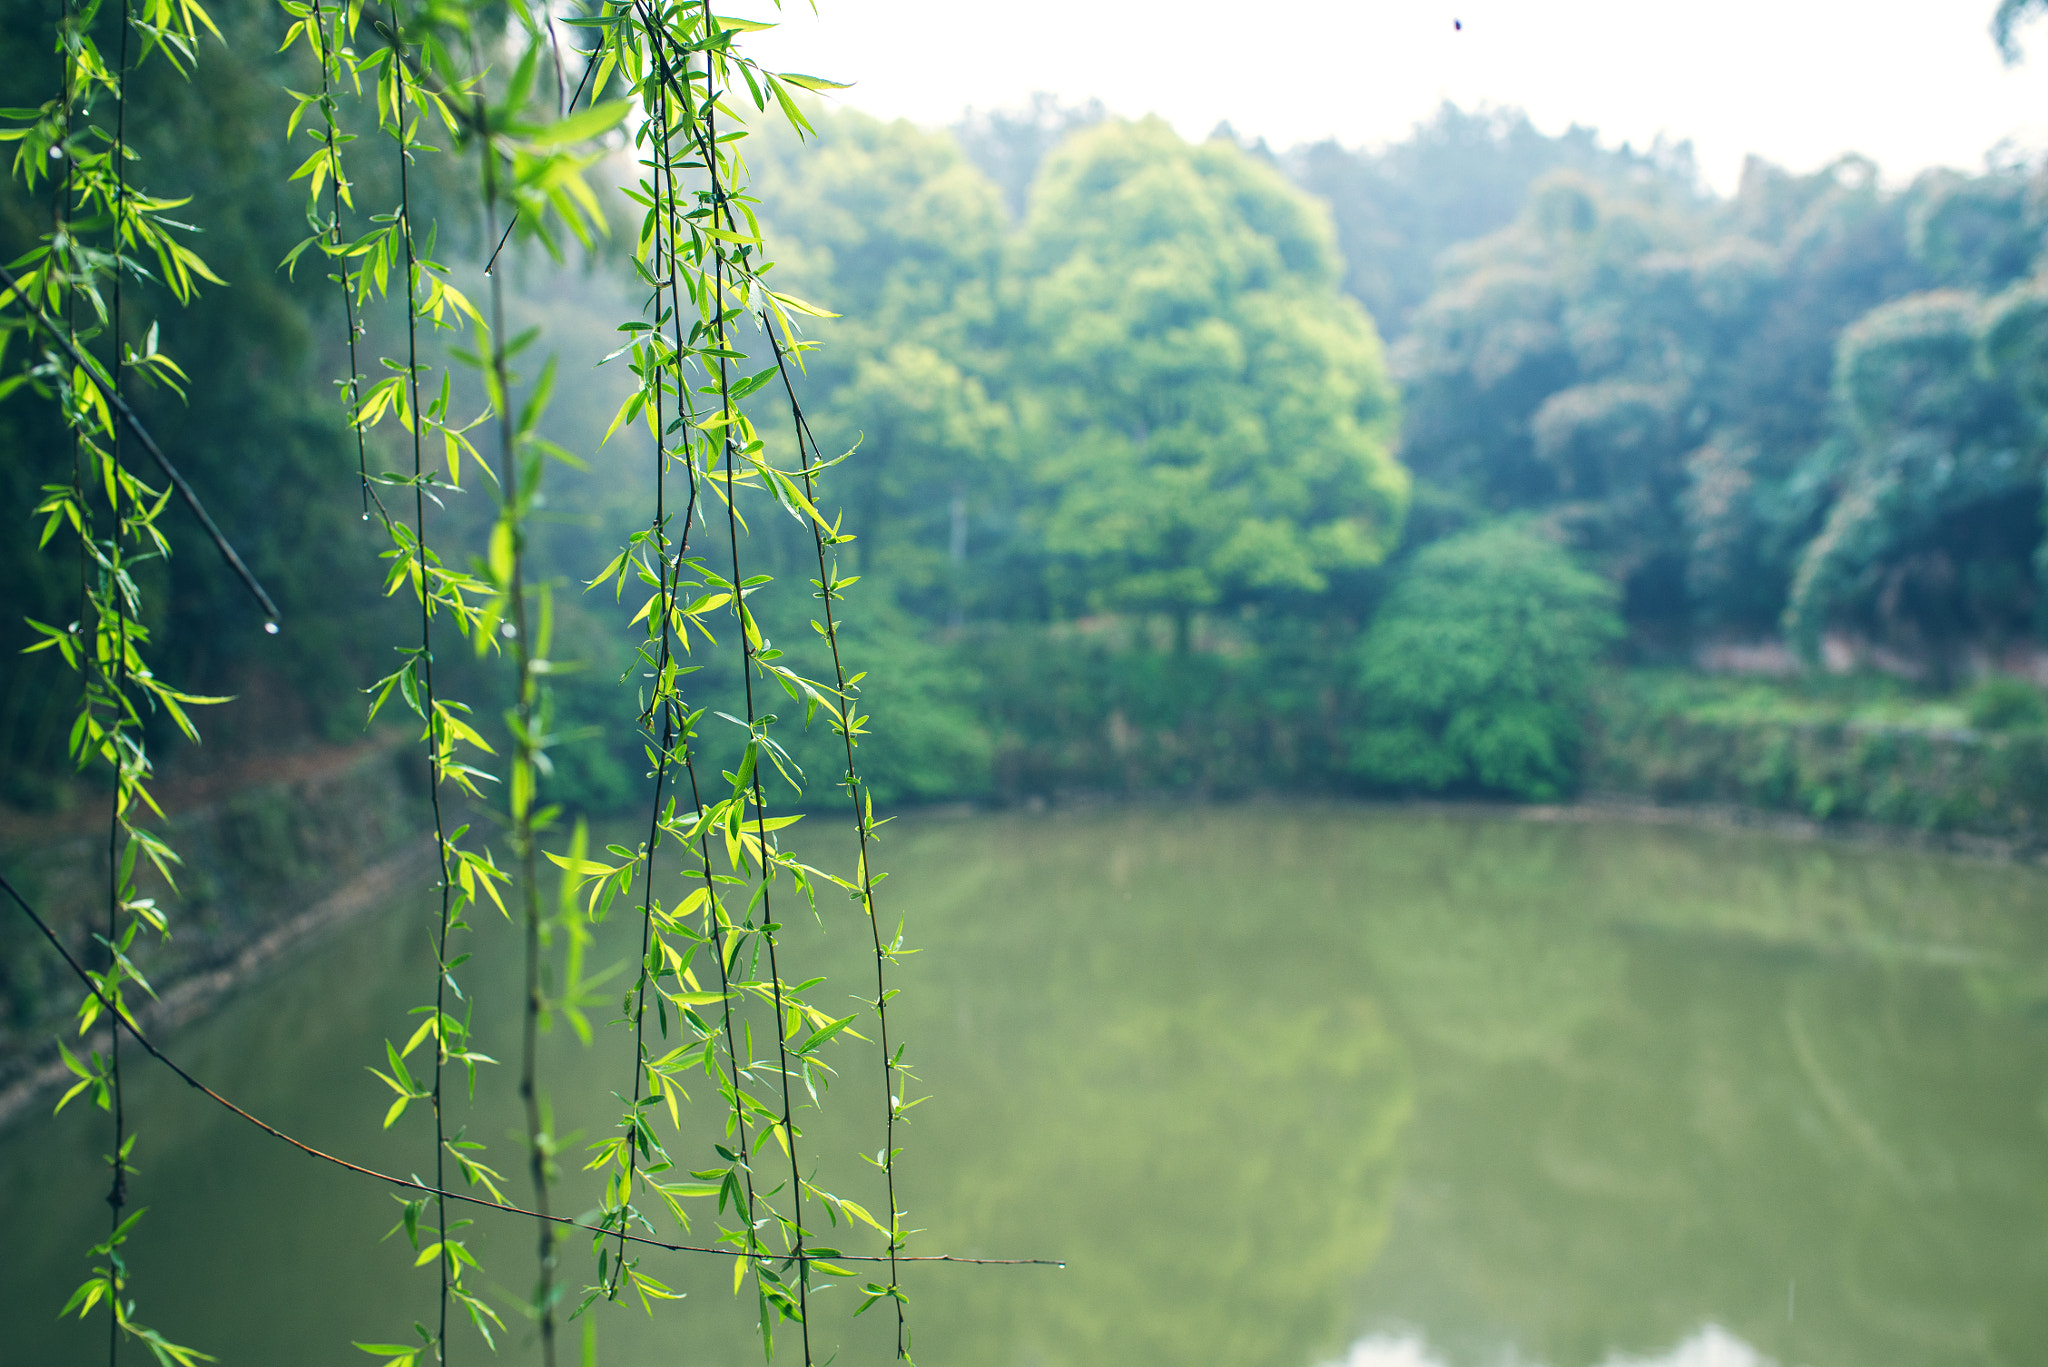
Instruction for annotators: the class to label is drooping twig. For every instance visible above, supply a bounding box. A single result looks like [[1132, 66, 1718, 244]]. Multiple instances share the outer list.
[[0, 257, 281, 624], [763, 309, 910, 1356], [697, 11, 814, 1357], [386, 11, 457, 1353], [0, 871, 1062, 1269], [473, 69, 561, 1367]]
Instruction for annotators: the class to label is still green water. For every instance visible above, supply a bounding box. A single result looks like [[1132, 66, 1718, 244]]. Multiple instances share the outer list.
[[5, 805, 2048, 1367]]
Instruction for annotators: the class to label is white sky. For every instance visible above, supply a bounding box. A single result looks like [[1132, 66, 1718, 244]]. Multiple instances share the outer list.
[[739, 0, 2048, 193]]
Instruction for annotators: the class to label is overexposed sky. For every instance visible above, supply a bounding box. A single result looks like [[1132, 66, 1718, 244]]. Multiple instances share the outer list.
[[740, 0, 2048, 192]]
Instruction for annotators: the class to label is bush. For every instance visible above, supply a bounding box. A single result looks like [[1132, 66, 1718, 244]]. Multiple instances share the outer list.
[[1349, 522, 1622, 799], [1965, 674, 2048, 732]]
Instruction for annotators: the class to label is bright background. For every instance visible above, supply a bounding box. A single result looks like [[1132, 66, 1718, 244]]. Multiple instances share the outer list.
[[740, 0, 2048, 191]]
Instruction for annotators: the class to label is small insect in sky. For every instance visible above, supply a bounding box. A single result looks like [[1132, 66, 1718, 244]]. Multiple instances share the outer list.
[[1454, 17, 1463, 29]]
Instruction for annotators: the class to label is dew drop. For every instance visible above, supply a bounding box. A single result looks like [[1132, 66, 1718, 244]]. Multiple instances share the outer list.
[[264, 621, 281, 635]]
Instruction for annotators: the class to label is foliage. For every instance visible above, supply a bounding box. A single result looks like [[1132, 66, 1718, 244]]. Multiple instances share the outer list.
[[1383, 125, 2048, 666], [1286, 101, 1698, 339], [0, 0, 401, 796], [1782, 287, 2037, 654], [1349, 523, 1622, 799], [1966, 673, 2048, 731], [1588, 667, 2048, 832], [951, 92, 1105, 222], [2, 1, 932, 1363], [1011, 118, 1407, 640]]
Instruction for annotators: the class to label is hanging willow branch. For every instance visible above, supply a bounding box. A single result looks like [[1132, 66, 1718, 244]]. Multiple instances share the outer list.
[[763, 310, 910, 1351], [0, 260, 280, 622], [0, 1, 1009, 1359], [0, 872, 1061, 1271], [102, 13, 135, 1366], [2, 0, 237, 1360]]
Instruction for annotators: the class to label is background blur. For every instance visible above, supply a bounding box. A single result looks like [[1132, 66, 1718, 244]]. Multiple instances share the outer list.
[[12, 0, 2048, 822]]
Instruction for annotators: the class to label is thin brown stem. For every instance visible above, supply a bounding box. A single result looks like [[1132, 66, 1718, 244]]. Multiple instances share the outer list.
[[1, 871, 1062, 1270], [698, 12, 813, 1357], [387, 13, 455, 1358], [762, 312, 908, 1355]]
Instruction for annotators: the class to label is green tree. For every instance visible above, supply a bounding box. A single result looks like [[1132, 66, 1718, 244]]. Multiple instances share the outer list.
[[747, 108, 1012, 608], [1286, 101, 1696, 339], [0, 0, 402, 799], [1783, 286, 2038, 662], [1395, 156, 1940, 640], [1010, 117, 1407, 649], [1349, 522, 1621, 799]]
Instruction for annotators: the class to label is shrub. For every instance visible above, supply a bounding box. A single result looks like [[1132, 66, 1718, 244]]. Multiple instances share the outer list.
[[1965, 674, 2048, 731], [1349, 522, 1622, 799]]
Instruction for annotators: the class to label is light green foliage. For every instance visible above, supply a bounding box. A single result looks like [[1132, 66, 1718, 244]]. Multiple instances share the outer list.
[[1585, 668, 2048, 831], [749, 109, 1005, 358], [747, 110, 1011, 605], [1966, 673, 2048, 731], [1013, 118, 1407, 634], [3, 2, 923, 1362], [1350, 523, 1621, 799], [832, 611, 993, 803]]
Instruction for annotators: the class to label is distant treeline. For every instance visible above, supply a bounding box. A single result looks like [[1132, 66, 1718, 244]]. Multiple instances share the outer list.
[[843, 97, 2048, 670], [8, 8, 2048, 808], [725, 99, 2048, 801]]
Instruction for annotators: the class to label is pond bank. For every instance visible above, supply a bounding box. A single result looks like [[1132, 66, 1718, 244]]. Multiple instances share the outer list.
[[5, 744, 2042, 1127], [0, 742, 424, 1124], [1586, 672, 2048, 850]]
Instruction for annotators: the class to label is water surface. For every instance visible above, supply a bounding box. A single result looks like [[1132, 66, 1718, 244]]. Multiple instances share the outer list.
[[4, 805, 2047, 1366]]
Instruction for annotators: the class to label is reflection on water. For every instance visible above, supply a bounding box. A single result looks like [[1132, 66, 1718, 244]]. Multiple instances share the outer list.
[[4, 805, 2048, 1366], [1329, 1325, 1767, 1367]]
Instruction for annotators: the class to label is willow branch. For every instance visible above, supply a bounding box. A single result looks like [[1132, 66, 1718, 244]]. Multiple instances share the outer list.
[[0, 870, 1059, 1266], [0, 256, 281, 623]]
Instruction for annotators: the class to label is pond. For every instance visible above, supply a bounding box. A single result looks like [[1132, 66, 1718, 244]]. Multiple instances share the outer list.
[[5, 805, 2048, 1367]]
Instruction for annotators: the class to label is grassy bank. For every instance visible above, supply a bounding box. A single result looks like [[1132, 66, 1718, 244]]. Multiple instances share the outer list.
[[0, 743, 421, 1088], [1586, 671, 2048, 840]]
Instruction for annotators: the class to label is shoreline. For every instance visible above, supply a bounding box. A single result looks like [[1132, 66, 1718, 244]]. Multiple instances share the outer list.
[[0, 843, 432, 1132], [6, 786, 2037, 1129], [966, 786, 2048, 867]]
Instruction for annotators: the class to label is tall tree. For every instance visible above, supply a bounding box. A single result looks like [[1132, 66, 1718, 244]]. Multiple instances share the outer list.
[[1009, 118, 1407, 648]]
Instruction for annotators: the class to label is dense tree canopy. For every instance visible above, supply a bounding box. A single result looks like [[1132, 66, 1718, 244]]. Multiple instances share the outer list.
[[751, 111, 1407, 645], [1388, 140, 2048, 669], [1350, 522, 1621, 799], [1010, 119, 1406, 638], [13, 53, 2048, 806]]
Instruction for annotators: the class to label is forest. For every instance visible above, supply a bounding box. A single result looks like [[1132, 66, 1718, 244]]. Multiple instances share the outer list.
[[7, 0, 2048, 813]]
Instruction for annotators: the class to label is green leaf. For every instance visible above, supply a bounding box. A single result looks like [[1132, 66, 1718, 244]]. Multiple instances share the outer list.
[[778, 72, 850, 92], [526, 100, 630, 149], [796, 1013, 856, 1055]]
